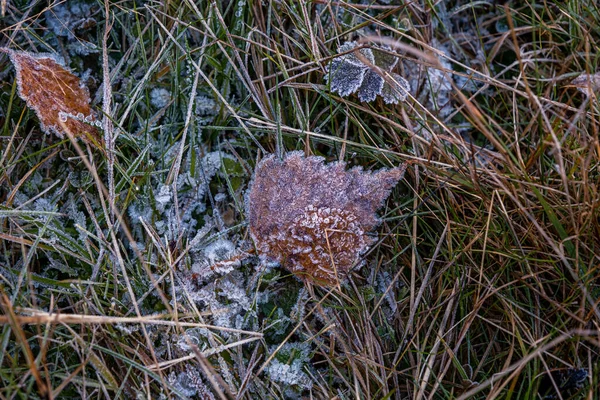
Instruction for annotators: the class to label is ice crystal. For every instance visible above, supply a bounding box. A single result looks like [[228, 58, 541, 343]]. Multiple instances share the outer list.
[[381, 73, 411, 104], [191, 239, 241, 281], [66, 41, 99, 56], [45, 1, 97, 40], [150, 88, 172, 109], [266, 360, 312, 388], [424, 55, 454, 117], [195, 94, 218, 125], [326, 41, 409, 104], [154, 185, 172, 212], [246, 152, 406, 287], [129, 150, 235, 241], [176, 327, 211, 352], [168, 366, 215, 400], [266, 342, 313, 393], [173, 236, 254, 338], [48, 255, 77, 276]]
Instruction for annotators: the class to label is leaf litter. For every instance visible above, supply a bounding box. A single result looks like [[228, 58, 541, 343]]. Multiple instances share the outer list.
[[1, 48, 102, 146], [246, 151, 406, 287]]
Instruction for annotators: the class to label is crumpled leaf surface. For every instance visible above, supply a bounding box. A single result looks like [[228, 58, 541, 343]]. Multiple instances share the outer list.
[[246, 152, 406, 287], [1, 48, 101, 145]]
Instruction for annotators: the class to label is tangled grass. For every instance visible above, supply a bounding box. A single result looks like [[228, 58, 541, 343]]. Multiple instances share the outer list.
[[0, 0, 599, 399]]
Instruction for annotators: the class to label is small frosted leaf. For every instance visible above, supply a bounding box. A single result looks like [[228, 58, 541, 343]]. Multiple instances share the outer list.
[[337, 41, 375, 66], [570, 72, 600, 96], [2, 48, 102, 145], [381, 73, 411, 104], [372, 46, 398, 70], [326, 59, 368, 97], [246, 152, 406, 287], [325, 42, 408, 104], [358, 70, 385, 103]]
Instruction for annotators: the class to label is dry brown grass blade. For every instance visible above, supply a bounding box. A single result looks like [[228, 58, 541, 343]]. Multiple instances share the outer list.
[[0, 311, 263, 336]]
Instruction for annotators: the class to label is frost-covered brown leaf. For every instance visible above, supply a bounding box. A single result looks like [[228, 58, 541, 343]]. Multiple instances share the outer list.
[[246, 152, 406, 287], [1, 48, 101, 145]]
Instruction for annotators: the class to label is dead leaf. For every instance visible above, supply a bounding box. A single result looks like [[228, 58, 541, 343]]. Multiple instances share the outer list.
[[246, 152, 406, 287], [1, 48, 102, 146]]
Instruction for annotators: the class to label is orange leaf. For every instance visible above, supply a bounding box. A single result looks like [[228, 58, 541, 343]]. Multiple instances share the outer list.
[[1, 48, 102, 146]]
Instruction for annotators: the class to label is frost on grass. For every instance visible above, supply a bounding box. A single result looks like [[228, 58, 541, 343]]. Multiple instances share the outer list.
[[129, 150, 236, 241], [172, 236, 254, 339], [246, 152, 406, 287], [325, 41, 410, 104], [44, 1, 99, 56], [266, 342, 313, 396], [45, 1, 97, 40], [167, 366, 215, 400], [0, 48, 101, 145]]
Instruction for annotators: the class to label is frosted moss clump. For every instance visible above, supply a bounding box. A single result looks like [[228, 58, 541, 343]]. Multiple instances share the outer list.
[[325, 41, 410, 104], [154, 185, 172, 212], [129, 150, 235, 240], [176, 327, 211, 352]]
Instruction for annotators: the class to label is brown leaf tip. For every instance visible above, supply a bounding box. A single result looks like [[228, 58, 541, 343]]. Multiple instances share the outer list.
[[247, 151, 406, 287], [4, 49, 100, 144]]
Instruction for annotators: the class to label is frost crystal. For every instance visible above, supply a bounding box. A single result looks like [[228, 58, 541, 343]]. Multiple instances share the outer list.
[[195, 94, 219, 125], [266, 342, 313, 392], [45, 1, 97, 40], [154, 185, 172, 212], [326, 42, 409, 104], [168, 366, 215, 400], [191, 239, 242, 281], [150, 88, 172, 109], [381, 73, 411, 104], [246, 152, 406, 287]]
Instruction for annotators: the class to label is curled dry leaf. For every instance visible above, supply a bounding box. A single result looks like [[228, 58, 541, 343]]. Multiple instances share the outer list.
[[1, 48, 102, 146], [246, 152, 406, 287]]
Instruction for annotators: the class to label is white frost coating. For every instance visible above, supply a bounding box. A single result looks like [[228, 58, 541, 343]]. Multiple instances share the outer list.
[[154, 185, 172, 212], [45, 1, 96, 39], [168, 367, 215, 400], [193, 94, 219, 125], [266, 360, 313, 388], [150, 87, 171, 109], [425, 54, 454, 117], [191, 239, 241, 281], [265, 342, 313, 389], [325, 41, 409, 104], [382, 73, 411, 104]]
